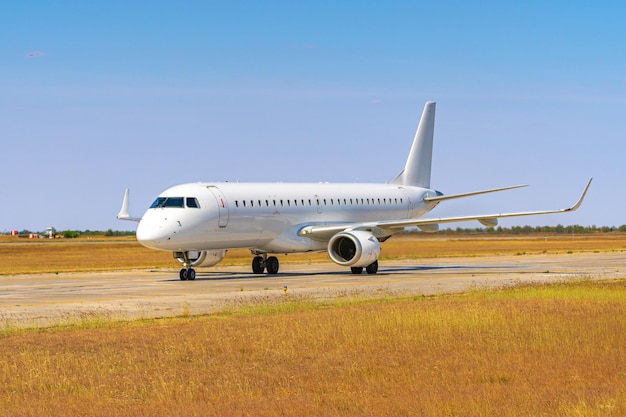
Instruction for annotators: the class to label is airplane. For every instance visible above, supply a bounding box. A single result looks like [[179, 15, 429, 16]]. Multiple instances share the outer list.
[[117, 101, 592, 280]]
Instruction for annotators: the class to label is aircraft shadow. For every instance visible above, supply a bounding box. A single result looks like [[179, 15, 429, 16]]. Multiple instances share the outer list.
[[159, 263, 524, 282], [384, 264, 522, 273]]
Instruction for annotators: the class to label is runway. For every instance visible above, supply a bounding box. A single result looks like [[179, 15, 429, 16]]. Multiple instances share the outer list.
[[1, 252, 625, 327]]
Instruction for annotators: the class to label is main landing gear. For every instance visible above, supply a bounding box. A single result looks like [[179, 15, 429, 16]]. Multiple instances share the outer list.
[[350, 260, 379, 275], [251, 254, 377, 275], [179, 267, 196, 281], [251, 253, 280, 274]]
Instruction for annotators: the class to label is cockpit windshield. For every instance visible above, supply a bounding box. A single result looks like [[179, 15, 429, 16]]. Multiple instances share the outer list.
[[150, 197, 185, 208], [149, 197, 200, 209]]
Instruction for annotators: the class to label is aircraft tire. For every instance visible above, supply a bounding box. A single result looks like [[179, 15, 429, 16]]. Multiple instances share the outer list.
[[179, 269, 188, 280], [350, 267, 363, 274], [266, 256, 279, 274], [365, 260, 379, 275], [252, 256, 265, 274], [187, 268, 196, 280]]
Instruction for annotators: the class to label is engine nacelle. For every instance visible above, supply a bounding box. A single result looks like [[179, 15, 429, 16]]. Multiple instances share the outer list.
[[327, 230, 381, 267], [174, 250, 226, 267]]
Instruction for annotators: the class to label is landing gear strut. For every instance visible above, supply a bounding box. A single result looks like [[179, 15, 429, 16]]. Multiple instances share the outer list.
[[251, 252, 280, 274]]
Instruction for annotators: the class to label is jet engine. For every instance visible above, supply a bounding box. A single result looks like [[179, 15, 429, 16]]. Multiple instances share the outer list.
[[174, 250, 226, 267], [327, 230, 381, 267]]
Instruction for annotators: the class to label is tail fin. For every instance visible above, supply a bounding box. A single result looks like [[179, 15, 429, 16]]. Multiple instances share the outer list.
[[391, 101, 436, 188]]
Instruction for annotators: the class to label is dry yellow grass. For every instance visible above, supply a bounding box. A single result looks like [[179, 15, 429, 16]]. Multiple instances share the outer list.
[[1, 232, 624, 275], [0, 239, 170, 274], [0, 280, 624, 416]]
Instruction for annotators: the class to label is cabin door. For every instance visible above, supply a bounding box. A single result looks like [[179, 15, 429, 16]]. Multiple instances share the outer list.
[[207, 186, 229, 228]]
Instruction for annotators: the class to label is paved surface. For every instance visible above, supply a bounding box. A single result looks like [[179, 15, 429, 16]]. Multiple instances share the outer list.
[[1, 252, 625, 327]]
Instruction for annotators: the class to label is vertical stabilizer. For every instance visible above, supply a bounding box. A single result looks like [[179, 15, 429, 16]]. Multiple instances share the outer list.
[[391, 101, 436, 188]]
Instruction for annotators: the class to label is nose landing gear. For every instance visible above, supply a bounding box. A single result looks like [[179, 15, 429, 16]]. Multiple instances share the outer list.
[[174, 251, 198, 281]]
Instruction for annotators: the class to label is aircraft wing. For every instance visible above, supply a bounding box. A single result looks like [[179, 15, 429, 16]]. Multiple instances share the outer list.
[[299, 178, 592, 241]]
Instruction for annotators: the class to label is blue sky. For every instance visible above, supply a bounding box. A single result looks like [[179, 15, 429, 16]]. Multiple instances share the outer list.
[[1, 1, 624, 232]]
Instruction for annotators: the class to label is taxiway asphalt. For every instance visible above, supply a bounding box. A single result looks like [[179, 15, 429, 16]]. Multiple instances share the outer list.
[[1, 252, 625, 327]]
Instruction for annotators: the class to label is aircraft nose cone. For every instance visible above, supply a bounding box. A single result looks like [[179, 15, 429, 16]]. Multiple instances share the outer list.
[[136, 220, 169, 250]]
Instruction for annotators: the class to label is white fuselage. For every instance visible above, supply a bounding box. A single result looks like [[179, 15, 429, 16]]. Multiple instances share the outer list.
[[136, 182, 439, 253], [119, 101, 590, 277]]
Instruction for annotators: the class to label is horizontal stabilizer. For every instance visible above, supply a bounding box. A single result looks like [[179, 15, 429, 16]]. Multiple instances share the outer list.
[[424, 184, 527, 203]]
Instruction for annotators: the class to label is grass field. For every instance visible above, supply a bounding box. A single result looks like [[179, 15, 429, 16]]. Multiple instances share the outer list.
[[1, 233, 625, 415], [1, 232, 625, 275], [0, 280, 624, 416]]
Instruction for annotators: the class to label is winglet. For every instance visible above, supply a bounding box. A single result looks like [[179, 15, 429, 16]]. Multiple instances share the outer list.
[[117, 188, 141, 222], [564, 178, 593, 212]]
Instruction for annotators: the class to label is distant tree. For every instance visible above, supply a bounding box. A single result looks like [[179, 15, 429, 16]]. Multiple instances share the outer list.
[[428, 225, 625, 235]]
